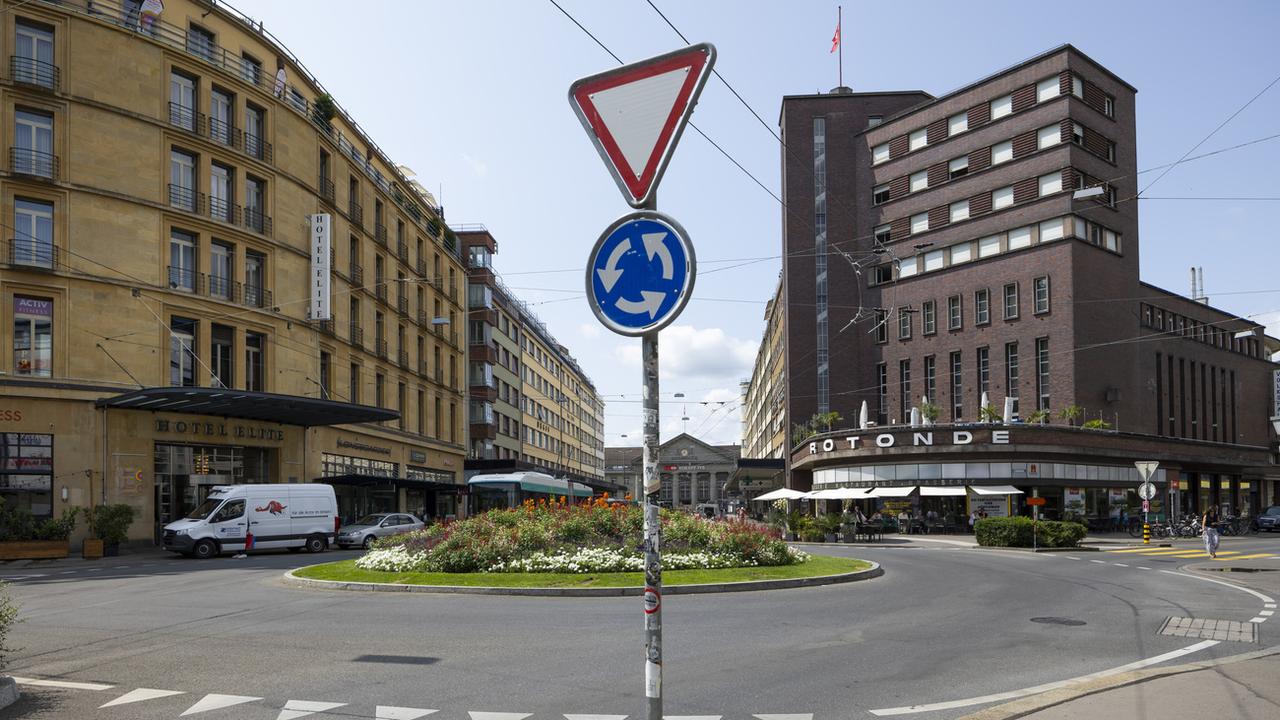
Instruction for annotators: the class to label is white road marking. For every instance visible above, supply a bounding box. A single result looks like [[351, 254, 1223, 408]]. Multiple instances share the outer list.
[[1259, 610, 1274, 616], [1089, 559, 1106, 564], [12, 677, 114, 691], [379, 708, 438, 720], [868, 640, 1219, 715], [664, 717, 722, 720], [179, 693, 263, 716], [566, 716, 628, 720], [0, 574, 47, 579], [754, 715, 813, 720], [1265, 603, 1277, 609], [1138, 567, 1151, 570], [1250, 617, 1266, 623], [276, 699, 347, 720], [58, 571, 76, 575], [1157, 569, 1277, 604], [113, 565, 128, 569], [469, 713, 533, 720], [1112, 563, 1128, 567], [1063, 556, 1079, 560], [99, 688, 185, 708]]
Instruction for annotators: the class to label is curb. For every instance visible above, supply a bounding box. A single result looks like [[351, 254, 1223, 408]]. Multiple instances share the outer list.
[[957, 644, 1280, 720], [281, 562, 883, 597], [0, 676, 18, 710], [973, 545, 1099, 553]]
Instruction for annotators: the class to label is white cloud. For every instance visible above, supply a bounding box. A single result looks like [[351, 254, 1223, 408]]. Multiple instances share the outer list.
[[656, 325, 757, 382]]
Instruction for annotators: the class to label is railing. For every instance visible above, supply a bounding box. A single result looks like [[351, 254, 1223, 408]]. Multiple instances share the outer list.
[[375, 283, 388, 303], [435, 368, 445, 384], [398, 349, 410, 367], [375, 339, 388, 360], [416, 258, 428, 277], [207, 117, 240, 149], [349, 323, 364, 348], [167, 184, 204, 214], [430, 275, 443, 291], [167, 266, 203, 294], [349, 200, 363, 227], [243, 208, 272, 236], [207, 274, 233, 300], [349, 263, 363, 287], [7, 240, 57, 270], [208, 196, 240, 224], [397, 239, 408, 263], [433, 324, 444, 339], [243, 284, 272, 309], [312, 318, 335, 336], [417, 310, 429, 327], [319, 176, 335, 205], [10, 147, 58, 180], [243, 132, 272, 163], [374, 223, 388, 247], [427, 218, 442, 238], [167, 102, 203, 134], [419, 360, 430, 377], [397, 296, 408, 315], [10, 56, 58, 91], [449, 284, 458, 302]]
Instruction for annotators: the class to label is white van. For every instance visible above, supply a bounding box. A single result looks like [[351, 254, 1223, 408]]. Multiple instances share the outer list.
[[162, 484, 339, 559]]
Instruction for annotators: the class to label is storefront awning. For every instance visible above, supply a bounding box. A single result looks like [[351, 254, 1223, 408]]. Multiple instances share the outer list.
[[969, 484, 1025, 495], [95, 387, 399, 427], [870, 486, 916, 498], [754, 488, 808, 501], [919, 486, 967, 497], [804, 487, 874, 500]]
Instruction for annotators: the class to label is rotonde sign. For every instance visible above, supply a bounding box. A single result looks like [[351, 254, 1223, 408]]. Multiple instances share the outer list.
[[807, 430, 1011, 456]]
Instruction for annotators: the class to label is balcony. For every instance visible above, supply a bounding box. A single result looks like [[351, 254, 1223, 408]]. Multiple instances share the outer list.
[[206, 117, 240, 150], [396, 240, 408, 265], [167, 266, 204, 294], [167, 184, 205, 214], [311, 318, 335, 336], [416, 258, 428, 277], [449, 284, 458, 303], [168, 102, 203, 134], [349, 263, 364, 287], [375, 339, 388, 360], [320, 177, 335, 206], [207, 274, 233, 300], [349, 323, 364, 348], [243, 208, 272, 236], [10, 55, 59, 91], [375, 283, 388, 303], [10, 147, 58, 180], [417, 310, 431, 328], [418, 360, 430, 377], [374, 223, 388, 248], [243, 133, 273, 164], [208, 196, 240, 225], [6, 239, 57, 270], [243, 284, 272, 309], [397, 296, 408, 316], [435, 368, 445, 385], [398, 349, 410, 367], [349, 200, 363, 227]]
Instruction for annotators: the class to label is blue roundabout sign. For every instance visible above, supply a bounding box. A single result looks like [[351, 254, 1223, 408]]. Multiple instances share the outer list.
[[586, 211, 696, 337]]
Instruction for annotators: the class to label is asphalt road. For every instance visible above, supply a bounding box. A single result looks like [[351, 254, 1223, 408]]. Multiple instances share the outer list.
[[1, 536, 1277, 720]]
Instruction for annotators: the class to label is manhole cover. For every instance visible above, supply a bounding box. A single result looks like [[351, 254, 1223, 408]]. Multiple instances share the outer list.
[[1030, 617, 1086, 626]]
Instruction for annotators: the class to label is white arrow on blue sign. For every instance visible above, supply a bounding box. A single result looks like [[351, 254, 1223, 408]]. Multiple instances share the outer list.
[[586, 211, 695, 337]]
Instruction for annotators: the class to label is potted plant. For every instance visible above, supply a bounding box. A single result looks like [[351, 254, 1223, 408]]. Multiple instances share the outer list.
[[1058, 404, 1083, 427], [1027, 408, 1051, 425], [91, 504, 136, 557], [0, 500, 79, 560], [311, 92, 337, 131], [1082, 418, 1113, 430], [978, 403, 1002, 423], [818, 513, 843, 542]]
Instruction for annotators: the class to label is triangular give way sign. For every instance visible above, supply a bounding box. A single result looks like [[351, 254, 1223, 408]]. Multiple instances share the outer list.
[[569, 43, 716, 208]]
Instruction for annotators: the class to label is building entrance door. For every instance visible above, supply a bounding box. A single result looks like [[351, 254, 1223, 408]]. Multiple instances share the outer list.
[[152, 443, 270, 543]]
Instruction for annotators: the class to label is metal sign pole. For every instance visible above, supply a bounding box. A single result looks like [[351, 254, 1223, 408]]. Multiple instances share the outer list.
[[641, 329, 662, 720]]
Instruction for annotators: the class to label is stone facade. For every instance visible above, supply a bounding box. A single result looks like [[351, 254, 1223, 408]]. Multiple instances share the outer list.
[[606, 434, 740, 509]]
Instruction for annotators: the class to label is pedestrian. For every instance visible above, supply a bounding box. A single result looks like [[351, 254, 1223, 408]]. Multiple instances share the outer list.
[[1202, 504, 1221, 558], [1118, 506, 1127, 533], [968, 509, 977, 533]]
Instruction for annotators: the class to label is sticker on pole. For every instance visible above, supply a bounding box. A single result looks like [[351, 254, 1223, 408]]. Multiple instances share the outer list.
[[644, 587, 661, 614], [569, 43, 716, 208], [586, 210, 695, 336]]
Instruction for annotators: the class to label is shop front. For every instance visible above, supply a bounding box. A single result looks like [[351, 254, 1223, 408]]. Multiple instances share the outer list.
[[315, 432, 465, 524]]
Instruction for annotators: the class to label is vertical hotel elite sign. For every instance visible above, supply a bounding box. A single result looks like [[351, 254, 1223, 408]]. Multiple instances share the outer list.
[[310, 214, 331, 320]]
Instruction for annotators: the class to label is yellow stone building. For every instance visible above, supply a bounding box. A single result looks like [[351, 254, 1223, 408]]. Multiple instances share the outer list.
[[741, 278, 786, 459], [0, 0, 468, 545]]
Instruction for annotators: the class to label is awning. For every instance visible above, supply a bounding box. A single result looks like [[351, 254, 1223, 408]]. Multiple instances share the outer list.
[[919, 486, 967, 497], [870, 486, 916, 498], [806, 487, 874, 500], [95, 387, 399, 427], [754, 488, 808, 501], [969, 485, 1025, 495], [320, 474, 463, 492]]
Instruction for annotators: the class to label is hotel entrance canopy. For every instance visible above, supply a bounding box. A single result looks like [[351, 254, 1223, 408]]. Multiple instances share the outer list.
[[95, 387, 399, 427]]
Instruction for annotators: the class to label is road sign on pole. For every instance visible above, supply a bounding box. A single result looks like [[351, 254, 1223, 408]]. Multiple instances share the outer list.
[[1135, 461, 1159, 482], [1138, 482, 1156, 501], [569, 43, 716, 208], [586, 211, 695, 337]]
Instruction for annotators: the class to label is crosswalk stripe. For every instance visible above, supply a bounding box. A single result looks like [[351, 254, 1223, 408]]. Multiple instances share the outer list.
[[378, 707, 438, 720], [179, 694, 263, 716], [469, 713, 533, 720], [99, 688, 185, 708], [1216, 553, 1276, 561], [1107, 547, 1175, 553], [754, 715, 814, 720], [276, 700, 347, 720], [12, 677, 114, 691], [565, 715, 628, 720]]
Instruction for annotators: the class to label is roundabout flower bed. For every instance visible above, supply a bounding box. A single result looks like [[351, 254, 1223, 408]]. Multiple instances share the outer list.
[[354, 497, 809, 575]]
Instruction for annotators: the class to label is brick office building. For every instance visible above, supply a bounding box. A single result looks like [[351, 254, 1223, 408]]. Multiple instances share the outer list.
[[771, 45, 1280, 521]]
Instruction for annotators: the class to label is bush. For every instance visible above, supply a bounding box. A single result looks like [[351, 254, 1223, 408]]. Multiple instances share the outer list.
[[976, 516, 1086, 548], [92, 504, 136, 545], [0, 581, 17, 672], [0, 499, 80, 542]]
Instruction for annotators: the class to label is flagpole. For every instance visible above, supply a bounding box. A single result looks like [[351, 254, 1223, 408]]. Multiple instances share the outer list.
[[837, 5, 843, 88]]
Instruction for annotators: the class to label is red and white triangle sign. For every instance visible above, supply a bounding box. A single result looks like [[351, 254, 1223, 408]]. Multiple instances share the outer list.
[[570, 43, 716, 208]]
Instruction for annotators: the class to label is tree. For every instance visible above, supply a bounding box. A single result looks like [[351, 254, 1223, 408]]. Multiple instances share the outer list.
[[1027, 408, 1051, 424], [1058, 404, 1083, 427], [919, 400, 940, 424]]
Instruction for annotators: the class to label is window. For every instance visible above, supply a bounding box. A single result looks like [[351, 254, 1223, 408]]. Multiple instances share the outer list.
[[1072, 75, 1084, 99], [876, 363, 888, 424], [13, 198, 53, 268], [1037, 125, 1060, 150], [209, 163, 233, 222], [992, 185, 1014, 210], [1003, 283, 1019, 319], [1037, 77, 1060, 103], [398, 382, 407, 430], [950, 352, 963, 420], [991, 140, 1013, 165], [991, 94, 1012, 119], [1008, 226, 1032, 249], [872, 142, 890, 164], [910, 212, 928, 234], [874, 310, 887, 343], [1104, 96, 1114, 117], [977, 346, 990, 397], [244, 104, 266, 160], [908, 170, 927, 193], [951, 243, 972, 264], [168, 229, 196, 291], [1039, 219, 1064, 242], [211, 324, 233, 389], [417, 389, 426, 434], [909, 128, 927, 151], [245, 332, 264, 391], [1036, 337, 1050, 411], [210, 88, 233, 146], [240, 52, 261, 85], [1038, 171, 1063, 196], [14, 109, 54, 177], [949, 200, 969, 223], [867, 116, 883, 128], [350, 363, 360, 403], [169, 317, 197, 386], [169, 72, 196, 130], [244, 252, 265, 307], [948, 295, 962, 330], [186, 24, 216, 62], [948, 112, 967, 136], [923, 249, 944, 272], [14, 20, 54, 89], [1072, 122, 1084, 146], [1105, 140, 1116, 162], [924, 356, 936, 404], [898, 308, 912, 340], [169, 149, 196, 210], [13, 296, 51, 377], [948, 157, 968, 179], [1033, 276, 1050, 314], [1005, 342, 1020, 416], [978, 235, 1000, 257], [873, 183, 890, 204], [210, 242, 232, 298], [922, 300, 936, 335], [245, 176, 266, 232], [975, 288, 990, 325], [1103, 228, 1119, 252], [874, 224, 891, 245]]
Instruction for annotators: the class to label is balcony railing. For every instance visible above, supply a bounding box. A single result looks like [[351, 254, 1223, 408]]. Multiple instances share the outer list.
[[10, 147, 58, 180], [375, 283, 388, 303], [10, 55, 59, 91], [435, 368, 444, 385], [349, 323, 364, 348], [312, 318, 335, 336], [320, 176, 335, 205], [374, 223, 388, 247], [208, 196, 240, 224], [417, 310, 429, 327], [167, 266, 203, 294], [416, 258, 428, 277], [349, 263, 363, 287], [167, 184, 205, 214], [397, 239, 409, 263], [243, 133, 273, 163], [243, 284, 272, 309], [167, 102, 203, 134], [207, 274, 233, 300], [419, 360, 430, 377], [7, 240, 57, 270], [397, 296, 408, 315], [375, 339, 388, 360], [207, 117, 240, 149], [349, 200, 363, 226], [398, 349, 410, 367], [243, 207, 272, 236]]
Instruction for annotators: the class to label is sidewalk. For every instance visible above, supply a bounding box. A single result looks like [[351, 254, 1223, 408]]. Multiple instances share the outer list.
[[0, 545, 170, 569]]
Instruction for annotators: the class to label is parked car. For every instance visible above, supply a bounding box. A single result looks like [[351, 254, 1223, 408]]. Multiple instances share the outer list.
[[336, 513, 425, 549], [1255, 506, 1280, 533], [163, 484, 339, 559]]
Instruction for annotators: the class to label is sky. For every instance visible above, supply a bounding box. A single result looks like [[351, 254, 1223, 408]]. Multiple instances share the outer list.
[[232, 0, 1280, 448]]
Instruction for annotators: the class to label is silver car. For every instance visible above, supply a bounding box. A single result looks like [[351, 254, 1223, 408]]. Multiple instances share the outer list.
[[1256, 506, 1280, 533], [336, 513, 425, 549]]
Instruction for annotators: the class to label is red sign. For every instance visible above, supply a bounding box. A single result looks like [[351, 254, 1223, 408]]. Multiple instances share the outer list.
[[569, 44, 715, 208], [1026, 497, 1046, 506]]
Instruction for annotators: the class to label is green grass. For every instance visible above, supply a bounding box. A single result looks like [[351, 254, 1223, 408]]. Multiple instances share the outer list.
[[294, 554, 871, 589]]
